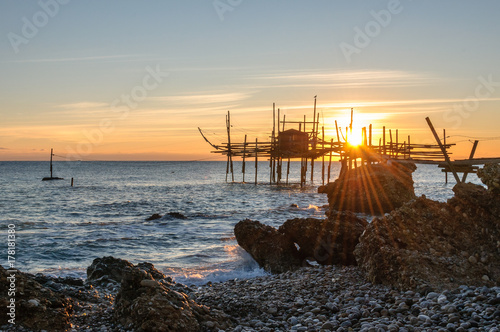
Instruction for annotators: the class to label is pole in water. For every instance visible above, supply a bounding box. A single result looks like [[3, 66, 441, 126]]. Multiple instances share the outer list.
[[71, 178, 74, 187]]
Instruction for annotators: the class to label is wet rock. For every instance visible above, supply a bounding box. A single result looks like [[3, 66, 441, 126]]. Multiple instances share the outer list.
[[87, 256, 134, 283], [167, 212, 188, 219], [321, 161, 417, 214], [0, 266, 73, 331], [234, 219, 303, 273], [279, 212, 367, 266], [477, 163, 500, 194], [146, 213, 162, 221], [135, 261, 165, 280], [114, 265, 231, 331]]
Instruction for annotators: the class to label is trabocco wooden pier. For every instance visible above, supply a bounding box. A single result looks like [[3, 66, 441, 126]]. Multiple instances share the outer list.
[[199, 97, 500, 186]]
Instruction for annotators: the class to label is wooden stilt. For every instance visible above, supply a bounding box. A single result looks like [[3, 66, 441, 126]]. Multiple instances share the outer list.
[[426, 117, 461, 183], [286, 157, 290, 185], [369, 124, 372, 147], [322, 126, 325, 185], [328, 138, 333, 183], [462, 140, 479, 182], [389, 129, 393, 158], [255, 138, 258, 185], [383, 126, 386, 156], [242, 134, 247, 182], [226, 111, 234, 182], [396, 129, 399, 159]]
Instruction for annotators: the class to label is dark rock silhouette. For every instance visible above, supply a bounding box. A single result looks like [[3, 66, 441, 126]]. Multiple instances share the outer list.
[[0, 266, 73, 331], [87, 256, 134, 283], [321, 161, 417, 214], [355, 182, 500, 291], [234, 219, 303, 273], [167, 212, 188, 219], [477, 162, 500, 194], [146, 213, 162, 221], [114, 265, 232, 331], [279, 212, 368, 266]]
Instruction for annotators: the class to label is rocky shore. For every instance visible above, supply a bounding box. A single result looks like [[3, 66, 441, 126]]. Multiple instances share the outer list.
[[2, 261, 500, 331]]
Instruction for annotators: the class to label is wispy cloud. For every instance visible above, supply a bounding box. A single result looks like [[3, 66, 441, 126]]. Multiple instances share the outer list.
[[248, 69, 437, 88], [58, 102, 109, 109], [0, 147, 9, 150], [152, 92, 254, 105]]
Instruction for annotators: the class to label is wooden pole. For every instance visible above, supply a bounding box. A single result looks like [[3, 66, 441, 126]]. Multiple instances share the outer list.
[[50, 148, 53, 178], [286, 157, 290, 185], [369, 124, 372, 147], [425, 117, 461, 184], [335, 120, 340, 142], [312, 96, 317, 138], [350, 108, 353, 137], [282, 114, 286, 132], [383, 126, 386, 156], [255, 138, 258, 185], [227, 111, 234, 182], [395, 129, 399, 159], [71, 177, 74, 187], [328, 138, 333, 183], [462, 140, 479, 182], [270, 103, 275, 184], [242, 134, 247, 182], [389, 129, 393, 158], [322, 126, 325, 185], [225, 115, 229, 182]]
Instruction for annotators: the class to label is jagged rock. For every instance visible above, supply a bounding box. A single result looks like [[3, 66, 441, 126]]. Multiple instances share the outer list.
[[321, 161, 417, 214], [87, 257, 168, 285], [114, 265, 232, 332], [135, 262, 165, 280], [0, 266, 73, 331], [167, 212, 188, 219], [234, 219, 303, 273], [355, 186, 500, 291], [477, 163, 500, 194], [279, 212, 368, 266], [87, 256, 135, 283], [146, 213, 162, 221]]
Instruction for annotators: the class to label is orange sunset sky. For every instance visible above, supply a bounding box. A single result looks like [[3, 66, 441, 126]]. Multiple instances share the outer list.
[[1, 1, 500, 161]]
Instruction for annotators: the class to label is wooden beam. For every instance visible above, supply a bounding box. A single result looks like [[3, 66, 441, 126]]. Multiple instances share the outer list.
[[425, 117, 461, 184], [462, 140, 479, 182]]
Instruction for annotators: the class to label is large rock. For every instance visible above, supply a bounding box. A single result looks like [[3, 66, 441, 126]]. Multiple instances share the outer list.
[[87, 256, 134, 283], [0, 266, 73, 331], [279, 212, 368, 266], [114, 265, 231, 332], [477, 162, 500, 194], [87, 256, 166, 283], [322, 161, 417, 214], [355, 184, 500, 291], [234, 219, 303, 273]]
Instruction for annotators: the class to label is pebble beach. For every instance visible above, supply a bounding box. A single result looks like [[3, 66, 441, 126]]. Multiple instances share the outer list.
[[3, 264, 499, 332]]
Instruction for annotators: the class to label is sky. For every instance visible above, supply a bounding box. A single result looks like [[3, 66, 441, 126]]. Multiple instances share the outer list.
[[1, 0, 500, 161]]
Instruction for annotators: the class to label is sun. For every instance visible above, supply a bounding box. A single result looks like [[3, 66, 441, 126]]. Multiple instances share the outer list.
[[348, 132, 363, 147]]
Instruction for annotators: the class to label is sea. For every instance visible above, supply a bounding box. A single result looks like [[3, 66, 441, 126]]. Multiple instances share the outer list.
[[0, 161, 484, 286]]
